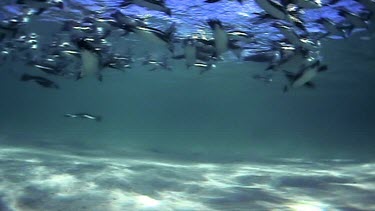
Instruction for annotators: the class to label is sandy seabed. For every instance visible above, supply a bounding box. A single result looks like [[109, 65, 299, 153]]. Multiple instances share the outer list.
[[0, 145, 374, 211]]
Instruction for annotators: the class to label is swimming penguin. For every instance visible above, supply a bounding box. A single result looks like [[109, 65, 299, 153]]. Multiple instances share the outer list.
[[29, 62, 63, 75], [20, 73, 59, 89], [207, 19, 229, 56], [266, 45, 309, 71], [0, 19, 21, 42], [110, 10, 146, 28], [242, 50, 279, 63], [64, 113, 102, 122], [272, 22, 319, 51], [142, 54, 172, 71], [120, 0, 172, 16], [354, 0, 375, 14], [193, 61, 216, 74], [254, 0, 306, 31], [16, 0, 64, 15], [0, 26, 18, 42], [122, 23, 175, 52], [227, 30, 255, 42], [74, 37, 103, 81], [316, 18, 348, 38], [172, 38, 198, 68], [283, 60, 327, 92], [281, 0, 322, 9], [338, 9, 370, 31]]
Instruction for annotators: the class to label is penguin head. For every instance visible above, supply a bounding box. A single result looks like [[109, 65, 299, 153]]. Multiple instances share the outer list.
[[52, 0, 64, 9], [73, 37, 96, 52]]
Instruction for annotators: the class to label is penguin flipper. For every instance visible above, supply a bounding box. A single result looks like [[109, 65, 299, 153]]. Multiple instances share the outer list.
[[172, 55, 185, 60], [100, 30, 112, 39], [120, 0, 133, 7], [318, 65, 328, 72], [265, 64, 276, 71], [20, 74, 31, 81], [316, 32, 330, 41], [228, 41, 242, 58], [304, 82, 316, 89], [75, 72, 83, 81], [289, 15, 307, 32], [35, 8, 47, 15], [283, 70, 296, 82], [165, 23, 176, 39]]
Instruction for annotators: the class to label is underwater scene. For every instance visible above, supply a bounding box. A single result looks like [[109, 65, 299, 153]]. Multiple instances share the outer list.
[[1, 0, 375, 210]]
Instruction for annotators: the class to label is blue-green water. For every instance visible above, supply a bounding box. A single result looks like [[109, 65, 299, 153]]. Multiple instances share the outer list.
[[1, 0, 375, 210]]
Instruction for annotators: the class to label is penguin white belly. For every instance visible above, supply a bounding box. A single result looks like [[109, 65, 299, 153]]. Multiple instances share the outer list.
[[346, 15, 368, 28], [214, 28, 228, 55], [292, 69, 317, 88], [323, 22, 346, 37], [135, 29, 165, 46], [185, 45, 196, 67], [81, 50, 99, 77], [255, 0, 286, 20]]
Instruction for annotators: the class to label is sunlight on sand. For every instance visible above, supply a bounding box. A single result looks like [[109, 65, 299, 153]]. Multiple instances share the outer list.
[[0, 146, 374, 211]]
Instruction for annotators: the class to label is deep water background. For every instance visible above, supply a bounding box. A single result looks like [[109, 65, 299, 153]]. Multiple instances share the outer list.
[[1, 31, 375, 161]]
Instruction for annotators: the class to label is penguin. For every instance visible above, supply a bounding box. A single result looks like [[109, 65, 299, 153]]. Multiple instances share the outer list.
[[0, 19, 21, 41], [354, 0, 375, 14], [74, 38, 103, 81], [194, 38, 216, 56], [102, 54, 133, 71], [242, 50, 279, 63], [254, 0, 306, 31], [29, 62, 63, 75], [316, 18, 349, 39], [172, 38, 198, 68], [227, 30, 255, 42], [283, 60, 327, 92], [142, 55, 171, 71], [64, 113, 102, 122], [282, 0, 322, 9], [110, 10, 146, 28], [16, 0, 64, 15], [207, 19, 229, 56], [120, 0, 172, 16], [338, 9, 370, 31], [0, 26, 18, 42], [272, 22, 319, 51], [266, 45, 309, 71], [20, 73, 59, 89], [193, 61, 216, 74]]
